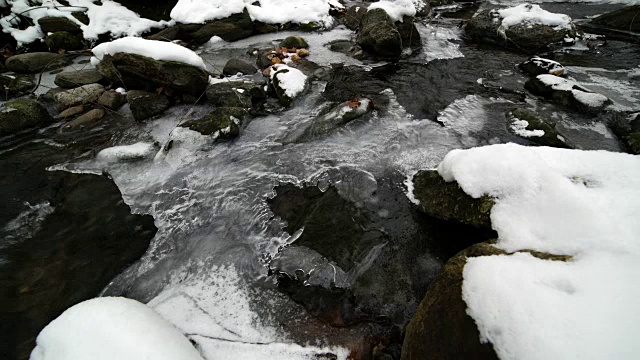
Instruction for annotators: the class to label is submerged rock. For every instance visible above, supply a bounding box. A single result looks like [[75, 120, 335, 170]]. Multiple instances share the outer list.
[[126, 90, 170, 121], [53, 84, 105, 111], [179, 107, 246, 138], [5, 53, 71, 74], [0, 98, 51, 136], [54, 69, 104, 89], [0, 74, 35, 100], [525, 74, 611, 114], [358, 8, 403, 57], [412, 170, 493, 229], [519, 56, 566, 76], [506, 108, 570, 148]]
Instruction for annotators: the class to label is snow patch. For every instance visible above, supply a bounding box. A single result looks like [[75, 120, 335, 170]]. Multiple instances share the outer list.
[[368, 0, 417, 22], [497, 4, 573, 30], [510, 118, 544, 138], [270, 64, 308, 98]]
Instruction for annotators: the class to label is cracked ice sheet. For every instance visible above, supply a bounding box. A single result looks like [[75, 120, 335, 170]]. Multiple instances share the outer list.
[[148, 264, 349, 360]]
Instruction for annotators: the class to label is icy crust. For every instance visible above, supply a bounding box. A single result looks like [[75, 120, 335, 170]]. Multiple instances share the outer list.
[[368, 0, 417, 22], [270, 64, 308, 98], [436, 144, 640, 360], [91, 37, 207, 69], [30, 297, 204, 360], [537, 74, 610, 108], [496, 4, 573, 30], [170, 0, 342, 26], [96, 142, 157, 163]]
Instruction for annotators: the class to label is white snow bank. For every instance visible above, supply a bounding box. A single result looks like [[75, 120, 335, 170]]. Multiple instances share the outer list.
[[368, 0, 417, 22], [497, 4, 573, 30], [537, 74, 610, 108], [92, 37, 207, 69], [271, 64, 308, 98], [436, 143, 640, 359], [30, 297, 204, 360], [96, 142, 157, 163], [171, 0, 340, 27]]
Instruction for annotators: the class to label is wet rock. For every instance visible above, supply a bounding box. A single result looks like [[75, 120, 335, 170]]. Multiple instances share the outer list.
[[97, 53, 209, 97], [324, 65, 392, 107], [272, 67, 307, 107], [345, 5, 368, 30], [506, 108, 570, 148], [54, 69, 104, 89], [126, 90, 170, 121], [525, 74, 611, 114], [37, 16, 82, 33], [206, 80, 266, 108], [519, 56, 566, 76], [5, 53, 71, 74], [146, 25, 181, 42], [0, 98, 51, 136], [283, 98, 375, 143], [358, 8, 403, 58], [45, 31, 84, 52], [97, 90, 127, 110], [280, 36, 309, 49], [113, 0, 178, 21], [60, 108, 106, 132], [591, 5, 640, 33], [54, 83, 105, 111], [327, 40, 354, 54], [179, 107, 246, 138], [222, 58, 257, 76], [465, 6, 577, 52], [56, 105, 84, 120], [412, 170, 493, 229], [396, 16, 422, 48], [0, 74, 35, 100], [182, 9, 254, 44], [298, 22, 322, 32]]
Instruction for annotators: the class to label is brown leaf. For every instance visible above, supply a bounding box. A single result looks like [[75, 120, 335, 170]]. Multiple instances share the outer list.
[[155, 86, 164, 94]]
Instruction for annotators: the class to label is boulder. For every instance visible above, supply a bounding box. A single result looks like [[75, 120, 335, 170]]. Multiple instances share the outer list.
[[525, 74, 611, 114], [271, 67, 308, 107], [358, 8, 403, 57], [608, 113, 640, 155], [182, 9, 254, 44], [206, 80, 266, 108], [53, 84, 105, 111], [179, 107, 246, 138], [126, 90, 170, 121], [96, 53, 209, 97], [465, 5, 577, 52], [111, 0, 178, 21], [279, 36, 309, 49], [5, 53, 71, 74], [222, 59, 257, 76], [0, 74, 35, 100], [97, 90, 127, 110], [345, 5, 368, 30], [412, 170, 493, 229], [506, 108, 570, 148], [0, 99, 51, 136], [591, 5, 640, 33], [60, 109, 106, 132], [45, 31, 84, 52], [396, 16, 422, 48], [519, 56, 566, 76], [54, 69, 104, 89], [37, 16, 82, 33]]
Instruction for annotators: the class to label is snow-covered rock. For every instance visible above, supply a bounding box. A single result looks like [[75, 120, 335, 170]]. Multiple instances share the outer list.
[[270, 64, 308, 107], [519, 56, 567, 76], [368, 0, 417, 22], [525, 74, 611, 114], [506, 108, 570, 148], [30, 297, 204, 360], [92, 37, 206, 70]]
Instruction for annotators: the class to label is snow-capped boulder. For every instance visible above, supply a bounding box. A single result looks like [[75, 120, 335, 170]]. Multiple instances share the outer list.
[[609, 113, 640, 155], [465, 4, 578, 52], [357, 8, 403, 57], [519, 56, 566, 76], [506, 108, 570, 148], [5, 52, 70, 74], [270, 64, 308, 107], [126, 90, 170, 121], [179, 107, 246, 138], [525, 74, 611, 114], [0, 98, 51, 136]]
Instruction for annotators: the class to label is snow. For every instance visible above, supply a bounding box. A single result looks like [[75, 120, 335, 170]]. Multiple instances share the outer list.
[[96, 142, 158, 163], [537, 74, 609, 108], [527, 56, 566, 76], [510, 118, 544, 138], [30, 297, 204, 360], [368, 0, 417, 22], [171, 0, 339, 27], [270, 64, 308, 98], [92, 37, 207, 70], [436, 143, 640, 359], [497, 4, 573, 30]]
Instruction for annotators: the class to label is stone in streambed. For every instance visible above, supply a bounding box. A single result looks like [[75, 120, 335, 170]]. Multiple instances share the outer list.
[[358, 8, 403, 58], [0, 74, 35, 100], [45, 31, 84, 52], [54, 84, 105, 111], [60, 109, 106, 132], [54, 69, 104, 89], [506, 108, 571, 148], [5, 53, 71, 74], [222, 59, 257, 76], [0, 99, 52, 136], [525, 74, 611, 114], [179, 107, 246, 138], [126, 90, 170, 121], [279, 36, 309, 49], [97, 90, 127, 110], [519, 56, 566, 76]]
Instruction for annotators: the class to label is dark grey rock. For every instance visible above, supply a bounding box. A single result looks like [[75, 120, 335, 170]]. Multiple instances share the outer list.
[[519, 56, 566, 76], [179, 107, 246, 137], [126, 90, 170, 121], [54, 69, 104, 89], [506, 108, 571, 148], [358, 8, 403, 57], [525, 75, 611, 114], [222, 59, 257, 76], [279, 36, 309, 49], [0, 74, 35, 100], [60, 108, 106, 132], [345, 5, 368, 30], [206, 80, 266, 108], [45, 31, 84, 52], [53, 84, 105, 111], [0, 98, 51, 136], [5, 53, 71, 74], [38, 16, 81, 33], [97, 90, 127, 110]]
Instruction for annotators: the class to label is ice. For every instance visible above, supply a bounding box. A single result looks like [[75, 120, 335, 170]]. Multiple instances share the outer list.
[[270, 64, 308, 98], [436, 144, 640, 359], [92, 37, 207, 70], [368, 0, 417, 22], [537, 74, 609, 108], [30, 297, 204, 360], [96, 142, 158, 163], [497, 4, 573, 30]]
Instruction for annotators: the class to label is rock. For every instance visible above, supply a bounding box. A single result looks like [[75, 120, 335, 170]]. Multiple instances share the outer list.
[[110, 0, 178, 21], [96, 53, 209, 97], [71, 11, 90, 25], [146, 25, 181, 42], [412, 170, 494, 229], [519, 56, 566, 76], [53, 84, 105, 111], [272, 67, 306, 107], [37, 16, 82, 33], [465, 6, 577, 52], [358, 8, 403, 57], [5, 53, 71, 74], [54, 69, 104, 89], [328, 40, 353, 54], [184, 9, 254, 44], [0, 74, 35, 100], [298, 22, 322, 32], [591, 5, 640, 33], [506, 108, 570, 148], [396, 16, 422, 48], [97, 90, 127, 110], [525, 74, 611, 114], [45, 31, 84, 52], [60, 108, 106, 132], [608, 113, 640, 155], [206, 80, 266, 108], [126, 90, 170, 121], [279, 36, 309, 49], [345, 5, 368, 30], [283, 98, 375, 143], [0, 99, 51, 136], [56, 105, 85, 119], [222, 59, 257, 76], [179, 107, 246, 138]]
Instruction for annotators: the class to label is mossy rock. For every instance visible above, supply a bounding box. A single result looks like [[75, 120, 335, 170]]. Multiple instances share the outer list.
[[179, 107, 246, 138], [298, 22, 322, 32], [412, 170, 494, 229], [45, 31, 84, 52], [358, 8, 403, 58], [507, 108, 571, 148], [0, 98, 51, 136], [279, 36, 309, 49], [0, 74, 35, 100]]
